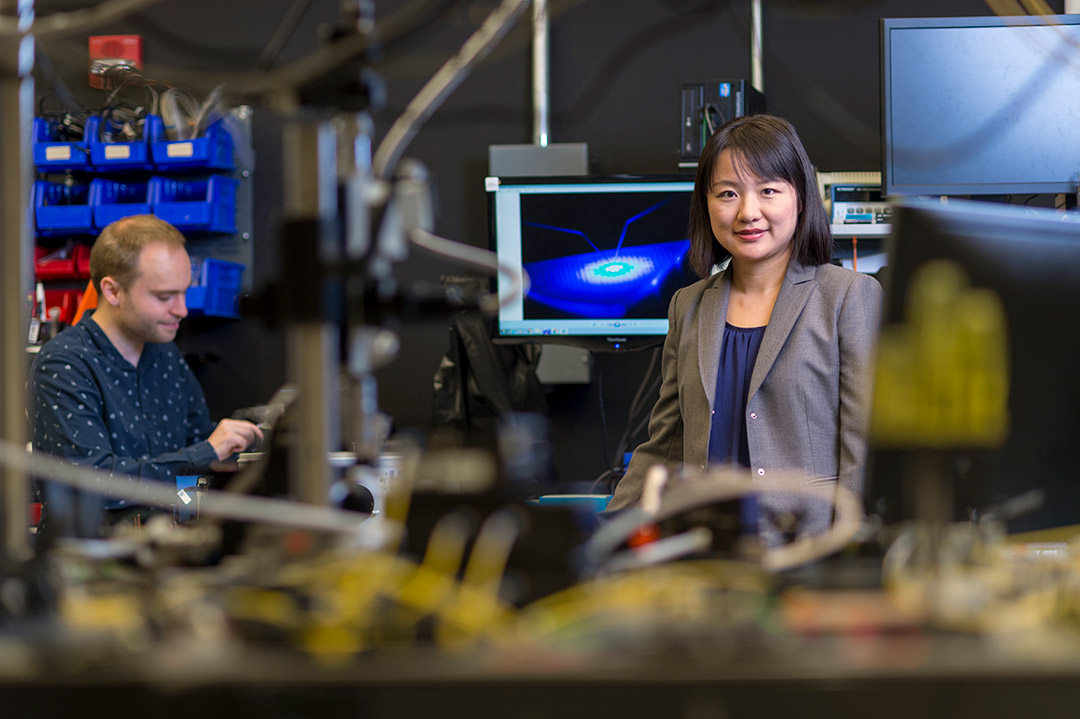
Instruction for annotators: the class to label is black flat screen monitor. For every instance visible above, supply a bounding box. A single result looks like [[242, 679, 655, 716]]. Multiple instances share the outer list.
[[881, 14, 1080, 197], [488, 175, 698, 352], [867, 199, 1080, 534]]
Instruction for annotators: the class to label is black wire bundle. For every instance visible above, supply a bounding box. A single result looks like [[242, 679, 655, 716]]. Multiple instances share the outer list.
[[591, 347, 663, 494], [95, 65, 161, 142], [36, 105, 90, 143], [35, 47, 92, 144]]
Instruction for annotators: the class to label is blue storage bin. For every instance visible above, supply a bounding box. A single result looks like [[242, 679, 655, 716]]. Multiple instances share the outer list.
[[34, 181, 94, 236], [86, 115, 153, 171], [89, 178, 151, 228], [186, 257, 244, 317], [32, 117, 92, 171], [147, 115, 235, 171], [148, 175, 238, 233]]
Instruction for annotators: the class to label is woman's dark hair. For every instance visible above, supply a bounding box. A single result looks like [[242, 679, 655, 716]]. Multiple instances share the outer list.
[[686, 114, 832, 279]]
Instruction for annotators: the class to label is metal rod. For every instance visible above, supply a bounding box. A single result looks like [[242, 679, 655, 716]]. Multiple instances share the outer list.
[[287, 323, 339, 505], [283, 118, 340, 507], [1, 0, 33, 561], [532, 0, 549, 147], [338, 113, 386, 465], [750, 0, 764, 94]]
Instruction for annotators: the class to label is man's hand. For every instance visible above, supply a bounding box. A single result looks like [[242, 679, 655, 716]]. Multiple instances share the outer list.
[[208, 418, 264, 461]]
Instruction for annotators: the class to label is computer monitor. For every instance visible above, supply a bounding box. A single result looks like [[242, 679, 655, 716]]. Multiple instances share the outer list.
[[488, 175, 698, 352], [867, 199, 1080, 533], [881, 14, 1080, 197]]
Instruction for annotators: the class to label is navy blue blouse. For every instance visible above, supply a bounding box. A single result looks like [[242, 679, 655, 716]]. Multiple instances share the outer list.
[[708, 323, 766, 467], [708, 323, 766, 532]]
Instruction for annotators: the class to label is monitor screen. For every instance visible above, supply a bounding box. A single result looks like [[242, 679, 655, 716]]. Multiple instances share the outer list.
[[881, 14, 1080, 197], [867, 199, 1080, 533], [488, 175, 698, 352]]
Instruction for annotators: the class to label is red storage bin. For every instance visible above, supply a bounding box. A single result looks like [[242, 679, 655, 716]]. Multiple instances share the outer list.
[[34, 246, 76, 280], [76, 243, 91, 277], [35, 244, 91, 280], [43, 288, 83, 325]]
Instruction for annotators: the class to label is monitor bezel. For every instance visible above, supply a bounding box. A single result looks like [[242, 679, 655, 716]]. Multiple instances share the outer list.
[[486, 173, 697, 353], [867, 198, 1080, 533], [880, 13, 1080, 197]]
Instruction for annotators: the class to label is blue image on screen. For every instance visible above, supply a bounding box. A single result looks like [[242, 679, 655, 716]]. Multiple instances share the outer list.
[[520, 192, 693, 320], [524, 239, 691, 317]]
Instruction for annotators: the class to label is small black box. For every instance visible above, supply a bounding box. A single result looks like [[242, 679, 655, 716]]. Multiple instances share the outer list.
[[679, 79, 766, 167]]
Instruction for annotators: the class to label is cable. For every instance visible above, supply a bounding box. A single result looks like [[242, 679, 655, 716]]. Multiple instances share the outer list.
[[586, 470, 864, 573], [188, 84, 226, 139], [597, 368, 612, 474], [159, 85, 225, 141], [760, 480, 863, 571], [253, 0, 316, 72], [372, 0, 532, 179], [94, 66, 170, 141], [122, 12, 265, 65], [608, 391, 656, 471], [586, 349, 663, 494], [0, 0, 166, 38], [625, 351, 662, 420], [159, 86, 200, 140], [0, 440, 384, 541], [34, 44, 87, 116], [434, 508, 522, 647], [587, 468, 623, 494], [984, 0, 1029, 15], [703, 104, 725, 136], [409, 227, 528, 310], [91, 0, 456, 105], [268, 0, 457, 97], [608, 347, 662, 470], [506, 558, 772, 647]]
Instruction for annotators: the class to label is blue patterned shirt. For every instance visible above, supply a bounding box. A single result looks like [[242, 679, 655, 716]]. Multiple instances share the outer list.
[[28, 315, 218, 508]]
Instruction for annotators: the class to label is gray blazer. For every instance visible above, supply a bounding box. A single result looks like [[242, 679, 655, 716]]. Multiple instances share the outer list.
[[606, 260, 883, 520]]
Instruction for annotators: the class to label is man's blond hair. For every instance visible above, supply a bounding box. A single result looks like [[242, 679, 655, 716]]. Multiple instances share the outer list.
[[90, 214, 187, 294]]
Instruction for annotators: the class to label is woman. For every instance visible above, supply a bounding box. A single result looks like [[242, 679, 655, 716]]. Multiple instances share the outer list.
[[606, 114, 882, 542]]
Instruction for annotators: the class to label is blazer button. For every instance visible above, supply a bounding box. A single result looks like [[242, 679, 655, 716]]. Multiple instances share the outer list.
[[749, 412, 757, 420], [757, 468, 765, 476]]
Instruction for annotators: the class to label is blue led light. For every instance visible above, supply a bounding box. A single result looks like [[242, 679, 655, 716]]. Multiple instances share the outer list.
[[582, 257, 653, 284], [596, 262, 632, 277]]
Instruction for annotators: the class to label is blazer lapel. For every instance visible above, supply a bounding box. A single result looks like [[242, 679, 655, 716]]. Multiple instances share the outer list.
[[698, 271, 730, 410], [748, 261, 816, 401]]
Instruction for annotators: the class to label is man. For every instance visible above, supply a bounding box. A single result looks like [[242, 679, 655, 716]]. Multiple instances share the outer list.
[[29, 214, 262, 531]]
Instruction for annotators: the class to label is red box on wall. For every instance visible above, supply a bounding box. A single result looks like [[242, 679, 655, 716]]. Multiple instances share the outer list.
[[88, 35, 142, 89]]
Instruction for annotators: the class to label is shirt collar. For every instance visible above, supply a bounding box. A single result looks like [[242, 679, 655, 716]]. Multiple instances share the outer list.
[[80, 314, 165, 371]]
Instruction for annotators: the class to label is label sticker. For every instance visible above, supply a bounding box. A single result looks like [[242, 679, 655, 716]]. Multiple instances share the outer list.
[[45, 146, 72, 161], [167, 142, 194, 158], [104, 145, 132, 160], [177, 488, 192, 505]]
